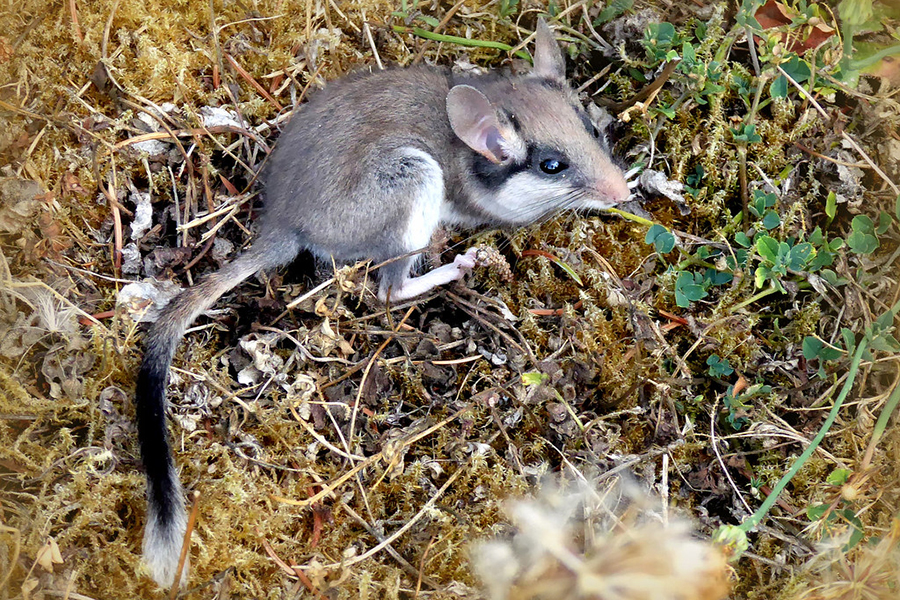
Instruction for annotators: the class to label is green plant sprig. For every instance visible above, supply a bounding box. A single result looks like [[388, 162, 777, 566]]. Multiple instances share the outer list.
[[606, 207, 656, 228], [391, 25, 532, 61], [870, 379, 900, 451], [738, 336, 867, 531], [716, 297, 900, 558]]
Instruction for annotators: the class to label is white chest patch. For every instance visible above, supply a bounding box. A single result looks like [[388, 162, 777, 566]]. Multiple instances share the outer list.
[[400, 147, 446, 251]]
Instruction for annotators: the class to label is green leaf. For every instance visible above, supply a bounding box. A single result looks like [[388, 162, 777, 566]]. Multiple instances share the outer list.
[[643, 22, 678, 61], [869, 334, 900, 352], [732, 123, 762, 143], [415, 14, 440, 27], [725, 249, 750, 271], [681, 284, 706, 302], [877, 211, 892, 234], [644, 223, 675, 254], [848, 215, 879, 253], [755, 266, 770, 288], [770, 75, 788, 98], [675, 271, 707, 307], [808, 250, 831, 271], [788, 243, 814, 270], [703, 268, 733, 286], [805, 334, 844, 362], [682, 41, 696, 65], [826, 468, 852, 486], [837, 508, 866, 551], [628, 67, 648, 83], [713, 525, 749, 559], [821, 344, 843, 361], [781, 56, 812, 83], [655, 232, 676, 253], [762, 210, 781, 230], [756, 236, 779, 263], [851, 214, 875, 234], [655, 22, 676, 44], [707, 354, 735, 377], [735, 231, 752, 247], [821, 269, 845, 286], [802, 336, 824, 360], [807, 503, 831, 521], [498, 0, 519, 18], [702, 82, 727, 96], [841, 328, 856, 353], [875, 308, 895, 331], [752, 190, 777, 215], [895, 194, 900, 220], [847, 231, 879, 254], [645, 225, 665, 244], [809, 227, 825, 245], [522, 371, 548, 386], [826, 191, 837, 221], [695, 21, 707, 40], [683, 284, 705, 301], [653, 105, 677, 119], [594, 0, 633, 25]]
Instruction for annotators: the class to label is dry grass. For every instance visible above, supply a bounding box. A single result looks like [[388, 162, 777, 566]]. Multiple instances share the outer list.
[[1, 0, 899, 599]]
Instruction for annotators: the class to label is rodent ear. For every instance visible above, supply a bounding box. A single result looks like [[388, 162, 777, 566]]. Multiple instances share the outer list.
[[446, 85, 516, 164], [533, 17, 566, 82]]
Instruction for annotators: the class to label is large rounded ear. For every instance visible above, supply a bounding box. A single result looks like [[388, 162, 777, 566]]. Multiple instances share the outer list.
[[533, 17, 566, 82], [446, 85, 516, 164]]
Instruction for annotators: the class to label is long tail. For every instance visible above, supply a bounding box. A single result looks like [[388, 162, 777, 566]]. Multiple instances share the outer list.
[[136, 245, 292, 587]]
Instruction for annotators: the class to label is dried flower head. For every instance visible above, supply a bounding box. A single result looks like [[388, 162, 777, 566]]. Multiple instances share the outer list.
[[796, 518, 900, 600], [470, 478, 731, 600]]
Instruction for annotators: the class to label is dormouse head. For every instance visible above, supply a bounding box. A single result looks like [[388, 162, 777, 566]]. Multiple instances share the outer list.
[[446, 18, 631, 225]]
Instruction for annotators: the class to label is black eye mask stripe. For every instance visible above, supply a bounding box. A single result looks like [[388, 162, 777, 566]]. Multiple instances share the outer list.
[[471, 143, 585, 191], [471, 149, 530, 191], [578, 110, 595, 135], [533, 77, 567, 92]]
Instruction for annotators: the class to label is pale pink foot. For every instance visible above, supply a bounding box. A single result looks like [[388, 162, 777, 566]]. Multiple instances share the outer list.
[[379, 248, 480, 302]]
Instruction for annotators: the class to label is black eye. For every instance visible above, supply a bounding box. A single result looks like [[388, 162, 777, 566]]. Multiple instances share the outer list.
[[540, 158, 568, 174], [592, 125, 601, 138]]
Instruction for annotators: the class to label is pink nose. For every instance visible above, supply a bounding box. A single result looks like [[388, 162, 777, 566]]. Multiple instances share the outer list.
[[598, 172, 631, 205]]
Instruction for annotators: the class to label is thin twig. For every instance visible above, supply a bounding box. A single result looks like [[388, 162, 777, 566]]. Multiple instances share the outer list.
[[342, 503, 440, 590], [301, 454, 474, 570], [794, 142, 870, 168], [270, 406, 469, 509], [362, 11, 384, 70], [225, 54, 284, 111], [68, 0, 83, 43], [710, 400, 754, 515], [169, 490, 200, 600], [739, 147, 749, 232], [347, 306, 417, 453]]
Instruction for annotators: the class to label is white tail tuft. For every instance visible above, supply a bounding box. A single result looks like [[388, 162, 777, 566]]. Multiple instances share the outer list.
[[142, 493, 189, 588]]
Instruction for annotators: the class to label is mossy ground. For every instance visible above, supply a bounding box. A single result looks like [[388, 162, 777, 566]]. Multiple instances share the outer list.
[[1, 1, 899, 599]]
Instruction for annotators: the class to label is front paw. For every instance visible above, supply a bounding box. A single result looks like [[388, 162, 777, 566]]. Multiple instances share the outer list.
[[452, 248, 479, 272]]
